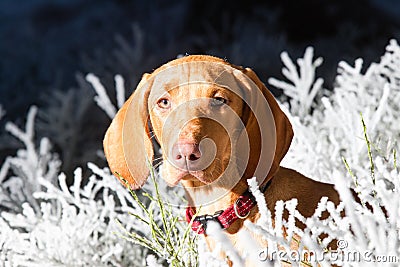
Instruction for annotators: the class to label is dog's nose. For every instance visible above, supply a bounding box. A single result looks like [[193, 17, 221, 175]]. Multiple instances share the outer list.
[[171, 142, 202, 170]]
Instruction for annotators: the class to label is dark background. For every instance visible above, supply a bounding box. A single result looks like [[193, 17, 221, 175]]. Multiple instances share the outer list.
[[1, 0, 399, 175]]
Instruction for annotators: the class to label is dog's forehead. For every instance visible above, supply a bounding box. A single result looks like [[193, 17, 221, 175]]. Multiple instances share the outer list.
[[146, 61, 250, 101], [170, 83, 231, 99]]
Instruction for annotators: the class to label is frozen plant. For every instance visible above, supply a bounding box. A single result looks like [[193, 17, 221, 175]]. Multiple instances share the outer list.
[[37, 74, 96, 173], [268, 47, 325, 119], [278, 40, 400, 182], [86, 73, 126, 119], [266, 39, 400, 266], [0, 105, 150, 266], [0, 162, 151, 266], [0, 106, 61, 214], [116, 168, 198, 267]]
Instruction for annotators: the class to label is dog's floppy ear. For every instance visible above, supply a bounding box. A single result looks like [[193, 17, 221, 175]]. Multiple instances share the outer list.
[[103, 73, 154, 189], [240, 67, 293, 184]]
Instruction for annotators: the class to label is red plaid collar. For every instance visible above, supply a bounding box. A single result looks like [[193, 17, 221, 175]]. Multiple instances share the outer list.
[[185, 190, 256, 234]]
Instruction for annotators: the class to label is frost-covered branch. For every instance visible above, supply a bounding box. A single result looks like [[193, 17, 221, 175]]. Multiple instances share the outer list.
[[115, 74, 126, 109], [0, 106, 149, 266], [0, 162, 149, 266], [206, 222, 244, 266], [0, 106, 60, 213], [282, 40, 400, 181], [268, 47, 325, 118], [86, 73, 127, 119]]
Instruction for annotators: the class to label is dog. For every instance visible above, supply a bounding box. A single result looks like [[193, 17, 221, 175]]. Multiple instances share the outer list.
[[103, 55, 340, 265]]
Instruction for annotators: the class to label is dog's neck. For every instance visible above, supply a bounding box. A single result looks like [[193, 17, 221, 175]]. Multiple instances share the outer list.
[[181, 178, 250, 217]]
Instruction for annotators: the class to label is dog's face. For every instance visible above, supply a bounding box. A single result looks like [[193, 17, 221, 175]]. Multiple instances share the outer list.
[[148, 83, 245, 186], [103, 55, 293, 192]]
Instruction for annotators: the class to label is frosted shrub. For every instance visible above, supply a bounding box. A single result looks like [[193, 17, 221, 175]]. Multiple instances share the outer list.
[[86, 73, 126, 119], [268, 46, 325, 119], [0, 106, 61, 214], [115, 170, 198, 267], [36, 75, 95, 173], [0, 107, 150, 266], [275, 40, 400, 182], [265, 39, 399, 266]]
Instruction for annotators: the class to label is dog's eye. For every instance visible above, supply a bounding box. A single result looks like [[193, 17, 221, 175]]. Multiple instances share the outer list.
[[211, 97, 227, 107], [157, 98, 171, 109]]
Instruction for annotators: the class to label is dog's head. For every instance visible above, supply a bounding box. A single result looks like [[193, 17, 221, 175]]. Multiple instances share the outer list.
[[103, 55, 293, 191]]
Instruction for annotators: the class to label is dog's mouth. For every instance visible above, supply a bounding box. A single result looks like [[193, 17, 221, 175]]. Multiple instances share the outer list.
[[176, 169, 208, 183], [165, 163, 222, 186]]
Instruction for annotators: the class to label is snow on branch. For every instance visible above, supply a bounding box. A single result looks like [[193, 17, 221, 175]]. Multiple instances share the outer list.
[[115, 74, 126, 109], [281, 40, 400, 181], [0, 106, 60, 213], [86, 73, 127, 119], [0, 105, 148, 266], [268, 47, 325, 118], [0, 160, 150, 266]]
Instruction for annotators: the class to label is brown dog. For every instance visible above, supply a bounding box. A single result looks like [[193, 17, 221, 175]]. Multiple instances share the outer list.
[[103, 55, 340, 264]]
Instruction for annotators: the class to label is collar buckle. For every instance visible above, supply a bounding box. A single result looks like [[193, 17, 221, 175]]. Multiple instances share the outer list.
[[193, 210, 223, 232]]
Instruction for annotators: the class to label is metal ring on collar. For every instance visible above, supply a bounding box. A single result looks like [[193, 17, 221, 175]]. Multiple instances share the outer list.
[[233, 198, 250, 219]]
